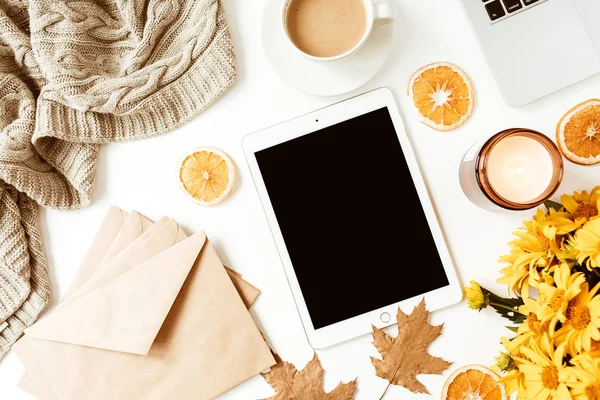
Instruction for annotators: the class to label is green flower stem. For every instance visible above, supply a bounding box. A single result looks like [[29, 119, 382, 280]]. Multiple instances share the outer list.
[[488, 301, 525, 315], [486, 290, 524, 309]]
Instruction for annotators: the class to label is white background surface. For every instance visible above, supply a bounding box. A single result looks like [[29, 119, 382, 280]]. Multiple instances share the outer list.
[[2, 0, 600, 399]]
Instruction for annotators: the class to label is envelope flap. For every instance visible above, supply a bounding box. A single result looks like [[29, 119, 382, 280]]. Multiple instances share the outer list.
[[64, 207, 128, 298], [96, 211, 153, 268], [65, 217, 177, 303], [25, 233, 207, 355]]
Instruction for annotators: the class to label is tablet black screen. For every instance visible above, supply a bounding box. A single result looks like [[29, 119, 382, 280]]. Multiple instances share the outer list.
[[255, 107, 450, 329]]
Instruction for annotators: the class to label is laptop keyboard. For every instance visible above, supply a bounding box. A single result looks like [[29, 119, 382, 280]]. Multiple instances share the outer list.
[[483, 0, 548, 23]]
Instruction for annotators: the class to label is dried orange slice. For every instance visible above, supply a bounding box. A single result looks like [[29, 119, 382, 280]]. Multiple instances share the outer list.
[[442, 365, 506, 400], [408, 62, 474, 131], [556, 99, 600, 165], [178, 147, 236, 206]]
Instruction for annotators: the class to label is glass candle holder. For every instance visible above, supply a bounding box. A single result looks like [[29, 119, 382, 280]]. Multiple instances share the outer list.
[[459, 128, 564, 211]]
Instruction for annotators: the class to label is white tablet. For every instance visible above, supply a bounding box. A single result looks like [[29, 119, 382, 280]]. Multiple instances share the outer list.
[[243, 88, 462, 349]]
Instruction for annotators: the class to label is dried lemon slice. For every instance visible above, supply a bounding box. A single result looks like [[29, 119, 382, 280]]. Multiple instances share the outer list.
[[556, 99, 600, 165], [177, 147, 236, 206], [442, 365, 507, 400], [408, 62, 474, 131]]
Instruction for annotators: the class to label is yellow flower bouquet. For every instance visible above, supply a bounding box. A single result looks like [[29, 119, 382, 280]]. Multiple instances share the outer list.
[[466, 187, 600, 400]]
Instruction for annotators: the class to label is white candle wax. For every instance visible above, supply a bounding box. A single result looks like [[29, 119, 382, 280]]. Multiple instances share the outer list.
[[486, 135, 554, 204]]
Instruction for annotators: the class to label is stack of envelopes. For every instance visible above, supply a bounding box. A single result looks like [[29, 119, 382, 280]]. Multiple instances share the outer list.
[[13, 207, 275, 400]]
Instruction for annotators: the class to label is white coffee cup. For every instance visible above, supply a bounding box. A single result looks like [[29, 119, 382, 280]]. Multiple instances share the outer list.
[[281, 0, 396, 62]]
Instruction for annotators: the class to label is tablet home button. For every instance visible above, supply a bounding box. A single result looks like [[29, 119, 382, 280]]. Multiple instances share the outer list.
[[380, 312, 391, 323]]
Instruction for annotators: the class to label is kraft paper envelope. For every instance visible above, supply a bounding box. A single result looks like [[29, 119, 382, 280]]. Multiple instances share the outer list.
[[19, 208, 259, 399], [16, 208, 160, 399], [70, 208, 260, 306], [14, 208, 274, 400]]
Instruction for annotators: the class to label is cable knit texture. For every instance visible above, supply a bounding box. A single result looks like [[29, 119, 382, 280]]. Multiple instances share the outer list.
[[0, 0, 236, 359]]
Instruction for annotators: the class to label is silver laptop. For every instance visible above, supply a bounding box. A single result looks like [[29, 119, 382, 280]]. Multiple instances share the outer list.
[[461, 0, 600, 106]]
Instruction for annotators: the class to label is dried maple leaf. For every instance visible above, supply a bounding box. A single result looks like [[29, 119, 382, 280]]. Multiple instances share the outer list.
[[261, 352, 357, 400], [371, 299, 452, 396]]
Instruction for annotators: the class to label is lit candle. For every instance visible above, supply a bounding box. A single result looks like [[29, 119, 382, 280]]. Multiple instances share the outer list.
[[459, 129, 563, 210]]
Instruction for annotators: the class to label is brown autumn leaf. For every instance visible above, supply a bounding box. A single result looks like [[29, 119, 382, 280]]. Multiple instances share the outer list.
[[371, 299, 452, 395], [261, 352, 357, 400]]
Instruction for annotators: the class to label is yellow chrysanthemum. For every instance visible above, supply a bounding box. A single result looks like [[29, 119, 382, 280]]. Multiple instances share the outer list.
[[517, 297, 551, 343], [515, 340, 572, 400], [556, 241, 578, 265], [556, 282, 600, 355], [494, 351, 515, 372], [497, 336, 528, 397], [542, 207, 589, 236], [500, 334, 529, 364], [560, 187, 600, 223], [536, 263, 586, 335], [463, 280, 488, 310], [498, 369, 525, 398], [499, 209, 562, 296], [571, 218, 600, 270], [565, 353, 600, 400]]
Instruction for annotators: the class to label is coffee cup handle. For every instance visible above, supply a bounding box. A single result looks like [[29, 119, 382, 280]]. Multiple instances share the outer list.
[[373, 2, 395, 26]]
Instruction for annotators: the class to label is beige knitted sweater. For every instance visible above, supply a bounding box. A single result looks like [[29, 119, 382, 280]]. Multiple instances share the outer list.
[[0, 0, 236, 358]]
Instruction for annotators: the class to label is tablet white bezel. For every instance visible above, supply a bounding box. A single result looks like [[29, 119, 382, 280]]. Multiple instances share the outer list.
[[242, 88, 462, 349]]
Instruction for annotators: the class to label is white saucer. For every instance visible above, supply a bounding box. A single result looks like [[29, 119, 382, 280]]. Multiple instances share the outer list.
[[262, 0, 394, 97]]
